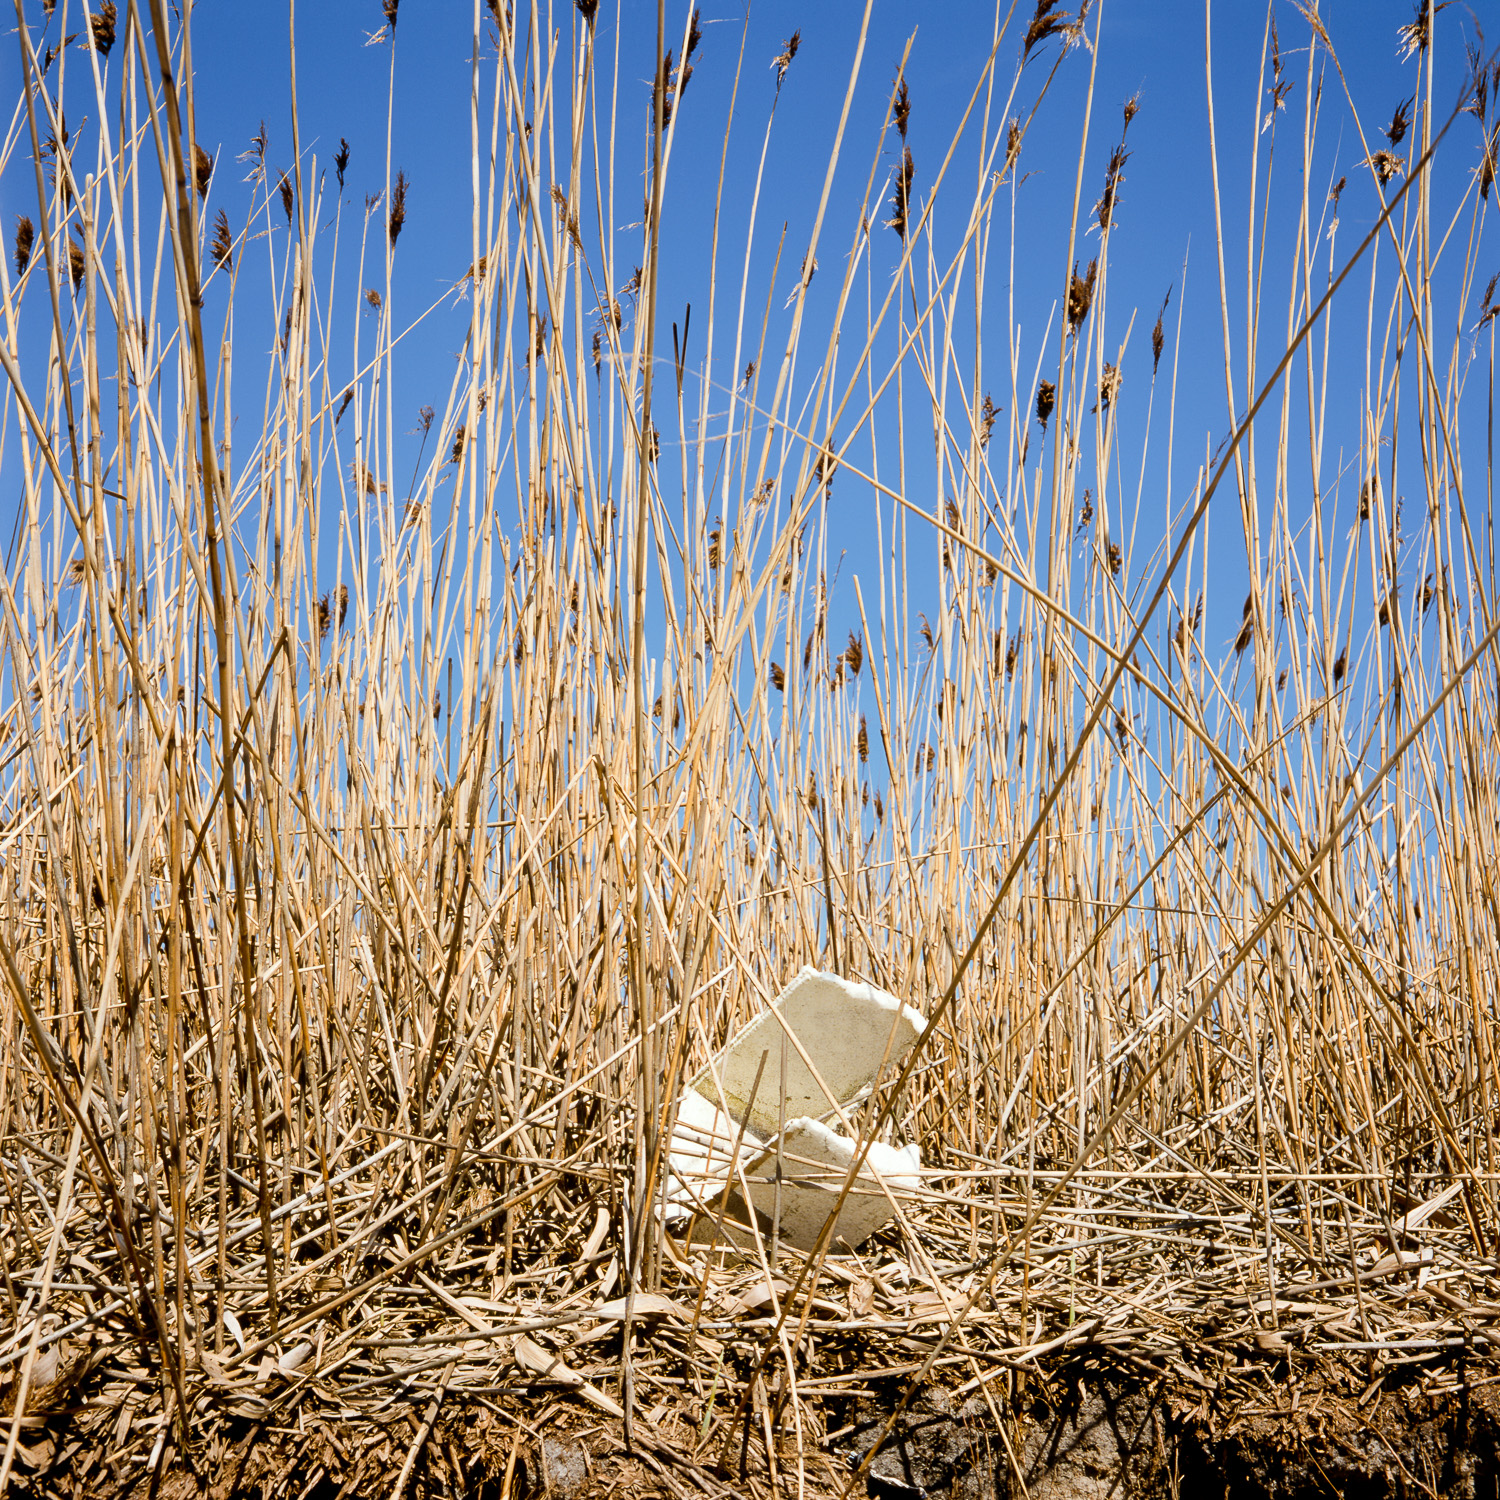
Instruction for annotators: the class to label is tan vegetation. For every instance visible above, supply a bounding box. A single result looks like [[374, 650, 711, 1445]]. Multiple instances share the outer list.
[[1, 0, 1499, 1494]]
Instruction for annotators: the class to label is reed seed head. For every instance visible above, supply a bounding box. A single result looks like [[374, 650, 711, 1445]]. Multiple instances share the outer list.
[[388, 171, 408, 245], [211, 210, 232, 269], [194, 144, 214, 198], [13, 216, 33, 276], [1385, 98, 1413, 146], [334, 139, 350, 191], [1024, 0, 1071, 60], [1036, 379, 1056, 431], [769, 662, 785, 691], [773, 31, 800, 88], [89, 3, 116, 57], [1099, 363, 1121, 409], [67, 236, 85, 293], [278, 172, 294, 223], [1067, 259, 1097, 329], [888, 147, 915, 239], [892, 75, 911, 141], [382, 0, 398, 33], [979, 393, 996, 447]]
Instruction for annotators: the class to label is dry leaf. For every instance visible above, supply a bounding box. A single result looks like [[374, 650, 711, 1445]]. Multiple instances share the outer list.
[[514, 1336, 623, 1418]]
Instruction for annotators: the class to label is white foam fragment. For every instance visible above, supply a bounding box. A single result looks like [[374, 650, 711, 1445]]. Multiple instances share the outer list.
[[666, 969, 927, 1250], [740, 1118, 923, 1251], [689, 967, 926, 1139]]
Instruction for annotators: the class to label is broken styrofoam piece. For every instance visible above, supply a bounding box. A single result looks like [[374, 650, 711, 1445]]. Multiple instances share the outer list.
[[667, 968, 926, 1250], [688, 967, 926, 1139], [665, 1087, 765, 1210], [740, 1117, 922, 1252]]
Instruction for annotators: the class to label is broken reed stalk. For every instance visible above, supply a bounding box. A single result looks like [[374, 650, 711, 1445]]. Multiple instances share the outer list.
[[0, 0, 1499, 1488]]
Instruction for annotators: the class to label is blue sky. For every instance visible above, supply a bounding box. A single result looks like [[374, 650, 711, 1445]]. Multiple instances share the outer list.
[[5, 0, 1494, 712]]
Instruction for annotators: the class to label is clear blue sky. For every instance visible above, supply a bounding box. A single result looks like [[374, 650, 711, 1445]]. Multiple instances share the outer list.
[[6, 1, 1491, 686]]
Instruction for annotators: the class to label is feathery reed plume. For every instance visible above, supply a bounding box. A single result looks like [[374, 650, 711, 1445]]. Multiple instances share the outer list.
[[978, 392, 996, 447], [278, 171, 294, 223], [211, 210, 232, 269], [194, 144, 214, 197], [841, 632, 863, 679], [1066, 258, 1097, 328], [336, 585, 349, 629], [1385, 97, 1413, 146], [773, 30, 800, 89], [892, 74, 911, 140], [1094, 142, 1129, 231], [1234, 595, 1254, 654], [1036, 378, 1056, 431], [1005, 118, 1022, 175], [1363, 150, 1404, 186], [889, 147, 915, 239], [1098, 362, 1121, 409], [335, 389, 353, 424], [382, 0, 398, 33], [316, 595, 332, 641], [67, 235, 84, 293], [769, 662, 785, 691], [574, 0, 597, 24], [89, 2, 116, 57], [241, 122, 269, 183], [449, 425, 466, 464], [334, 138, 350, 190], [365, 288, 382, 310], [1152, 288, 1170, 373], [1397, 3, 1431, 61], [1024, 0, 1071, 59], [388, 170, 407, 245], [13, 216, 32, 276], [64, 558, 87, 587], [857, 715, 869, 762]]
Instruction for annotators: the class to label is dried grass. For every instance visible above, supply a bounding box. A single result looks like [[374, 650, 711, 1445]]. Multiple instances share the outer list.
[[0, 2, 1499, 1496]]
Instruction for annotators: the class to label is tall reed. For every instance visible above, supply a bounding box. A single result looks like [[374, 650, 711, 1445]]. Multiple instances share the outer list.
[[0, 0, 1496, 1435]]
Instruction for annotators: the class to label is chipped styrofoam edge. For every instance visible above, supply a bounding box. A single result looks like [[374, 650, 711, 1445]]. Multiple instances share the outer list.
[[739, 1117, 923, 1251], [689, 967, 927, 1140]]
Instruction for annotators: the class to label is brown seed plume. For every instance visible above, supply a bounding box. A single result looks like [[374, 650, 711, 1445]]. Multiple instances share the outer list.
[[1099, 363, 1121, 409], [89, 2, 116, 57], [770, 662, 785, 691], [1024, 0, 1071, 59], [857, 715, 869, 763], [889, 147, 915, 239], [334, 138, 350, 190], [388, 171, 408, 246], [773, 30, 800, 88], [892, 75, 911, 140], [382, 0, 398, 31], [1036, 379, 1055, 431], [1151, 288, 1170, 373], [978, 392, 996, 447], [211, 210, 232, 269], [1385, 97, 1413, 146], [278, 172, 294, 223], [842, 632, 863, 678], [13, 216, 33, 276], [67, 236, 85, 293], [1067, 259, 1097, 329]]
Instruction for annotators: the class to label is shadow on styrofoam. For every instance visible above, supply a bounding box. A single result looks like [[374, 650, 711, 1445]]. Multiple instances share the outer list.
[[666, 967, 926, 1252]]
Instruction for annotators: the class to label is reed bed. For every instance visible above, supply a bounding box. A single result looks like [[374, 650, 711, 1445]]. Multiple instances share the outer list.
[[1, 0, 1499, 1494]]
